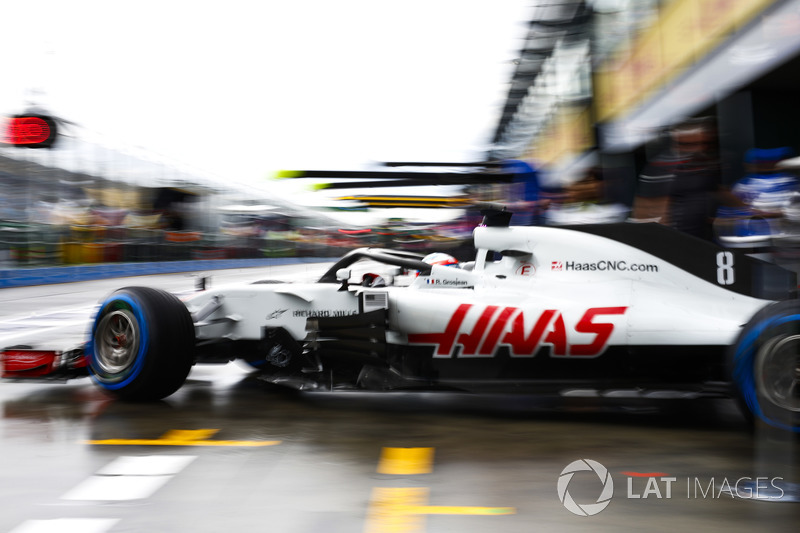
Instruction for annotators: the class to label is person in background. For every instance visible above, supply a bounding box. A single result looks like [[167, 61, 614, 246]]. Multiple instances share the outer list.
[[564, 166, 604, 204], [545, 166, 628, 225], [631, 118, 730, 240], [713, 147, 796, 246], [730, 147, 796, 212]]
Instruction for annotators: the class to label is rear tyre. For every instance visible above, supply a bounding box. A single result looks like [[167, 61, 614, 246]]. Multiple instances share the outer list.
[[88, 286, 195, 400], [730, 300, 800, 432]]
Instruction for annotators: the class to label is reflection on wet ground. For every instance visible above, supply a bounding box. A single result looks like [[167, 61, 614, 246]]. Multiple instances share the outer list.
[[1, 364, 798, 532]]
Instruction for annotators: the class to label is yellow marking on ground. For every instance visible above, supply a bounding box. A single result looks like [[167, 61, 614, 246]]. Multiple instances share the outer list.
[[364, 487, 515, 533], [409, 505, 515, 515], [365, 487, 429, 533], [161, 429, 220, 441], [86, 428, 281, 447], [377, 447, 434, 475]]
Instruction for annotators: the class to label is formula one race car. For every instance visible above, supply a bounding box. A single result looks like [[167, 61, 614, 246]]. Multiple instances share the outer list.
[[3, 207, 800, 432]]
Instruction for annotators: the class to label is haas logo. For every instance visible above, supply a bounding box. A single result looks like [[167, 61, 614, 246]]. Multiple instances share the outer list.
[[408, 304, 627, 358]]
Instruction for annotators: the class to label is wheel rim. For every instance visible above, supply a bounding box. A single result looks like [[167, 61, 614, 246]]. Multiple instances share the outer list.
[[756, 334, 800, 413], [94, 308, 141, 376]]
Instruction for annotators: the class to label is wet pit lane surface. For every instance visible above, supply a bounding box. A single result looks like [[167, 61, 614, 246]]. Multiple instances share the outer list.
[[1, 367, 798, 533], [1, 268, 799, 532]]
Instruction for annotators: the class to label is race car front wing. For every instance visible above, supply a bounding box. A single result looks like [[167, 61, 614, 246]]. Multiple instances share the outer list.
[[1, 346, 88, 382]]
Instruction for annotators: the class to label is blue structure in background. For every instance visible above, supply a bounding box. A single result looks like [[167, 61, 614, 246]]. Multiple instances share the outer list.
[[503, 159, 540, 225], [0, 257, 329, 289]]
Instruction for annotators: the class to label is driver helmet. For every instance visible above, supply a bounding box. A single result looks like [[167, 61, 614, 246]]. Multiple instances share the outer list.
[[423, 252, 459, 267], [416, 252, 459, 276], [362, 272, 386, 287]]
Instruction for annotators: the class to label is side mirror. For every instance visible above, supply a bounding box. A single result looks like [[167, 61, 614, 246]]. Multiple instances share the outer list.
[[336, 269, 351, 291], [194, 273, 210, 291]]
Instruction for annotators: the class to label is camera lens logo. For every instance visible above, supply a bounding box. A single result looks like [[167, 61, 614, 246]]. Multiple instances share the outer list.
[[558, 459, 614, 516]]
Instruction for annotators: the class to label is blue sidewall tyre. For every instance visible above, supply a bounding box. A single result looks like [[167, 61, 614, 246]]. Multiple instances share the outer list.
[[731, 303, 800, 433], [86, 286, 194, 401], [88, 293, 150, 391]]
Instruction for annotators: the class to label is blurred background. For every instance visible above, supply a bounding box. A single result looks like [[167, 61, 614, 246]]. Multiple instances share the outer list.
[[3, 0, 800, 272]]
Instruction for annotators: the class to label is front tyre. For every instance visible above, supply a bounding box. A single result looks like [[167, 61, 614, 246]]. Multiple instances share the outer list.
[[730, 300, 800, 432], [88, 287, 195, 400]]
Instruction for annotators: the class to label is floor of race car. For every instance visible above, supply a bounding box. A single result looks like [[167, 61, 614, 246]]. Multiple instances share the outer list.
[[1, 266, 799, 532]]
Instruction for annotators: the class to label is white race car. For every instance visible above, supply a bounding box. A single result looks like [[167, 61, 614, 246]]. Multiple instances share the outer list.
[[3, 207, 799, 432]]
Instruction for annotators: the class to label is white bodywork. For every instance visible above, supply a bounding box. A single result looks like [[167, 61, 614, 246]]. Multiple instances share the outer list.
[[184, 225, 772, 359]]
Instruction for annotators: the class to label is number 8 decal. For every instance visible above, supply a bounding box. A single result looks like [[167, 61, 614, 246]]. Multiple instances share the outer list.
[[717, 251, 734, 285]]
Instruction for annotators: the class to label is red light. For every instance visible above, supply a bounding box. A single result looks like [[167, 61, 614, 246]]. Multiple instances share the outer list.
[[3, 115, 57, 148]]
